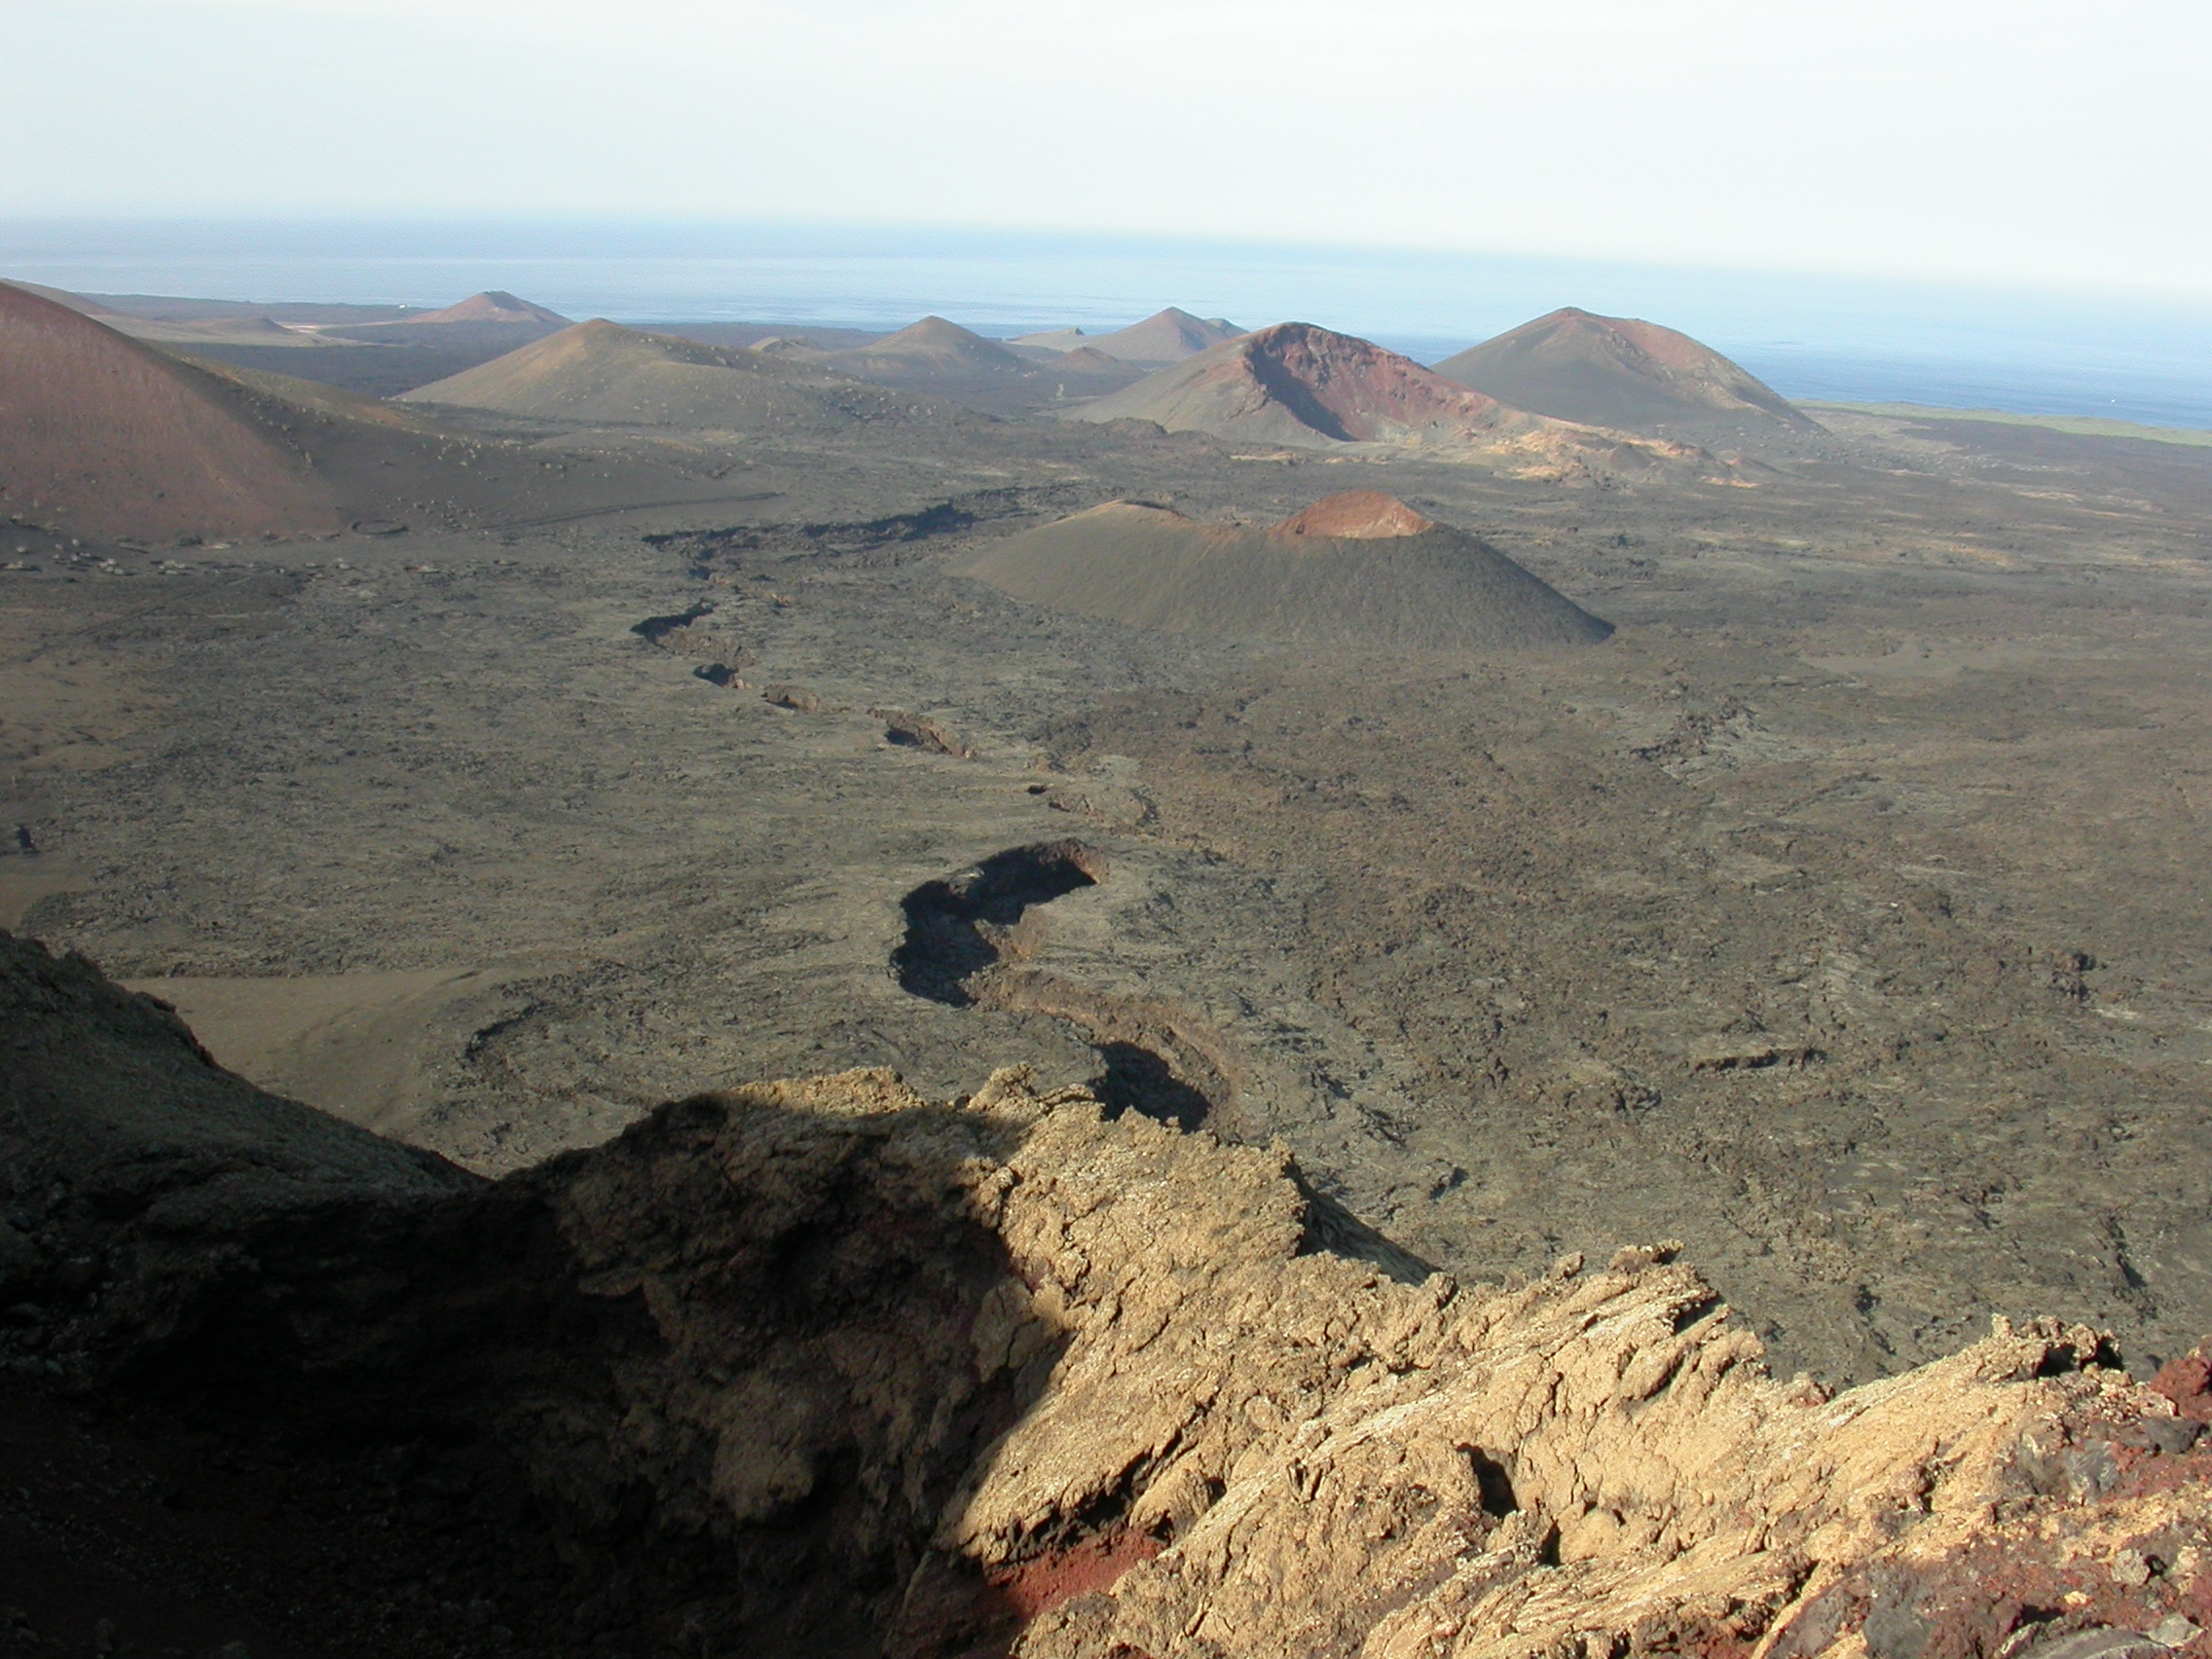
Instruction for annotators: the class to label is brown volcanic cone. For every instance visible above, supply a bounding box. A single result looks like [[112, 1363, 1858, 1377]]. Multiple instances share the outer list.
[[952, 493, 1610, 650], [824, 315, 1030, 378], [401, 319, 953, 429], [1432, 306, 1821, 434], [0, 282, 340, 541], [1094, 306, 1244, 363]]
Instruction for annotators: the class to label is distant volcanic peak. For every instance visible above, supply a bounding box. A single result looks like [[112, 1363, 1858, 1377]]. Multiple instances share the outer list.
[[1149, 305, 1240, 337], [414, 290, 571, 326], [884, 316, 1001, 350], [1527, 307, 1730, 376], [1017, 309, 1243, 363], [1434, 307, 1818, 433], [1271, 491, 1435, 540], [1100, 307, 1246, 361], [832, 315, 1026, 371]]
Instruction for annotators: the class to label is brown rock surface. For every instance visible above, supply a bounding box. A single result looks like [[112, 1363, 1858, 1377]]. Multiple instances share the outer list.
[[4, 929, 2207, 1658]]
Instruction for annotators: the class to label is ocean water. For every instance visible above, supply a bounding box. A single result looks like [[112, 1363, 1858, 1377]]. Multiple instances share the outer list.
[[7, 218, 2212, 430]]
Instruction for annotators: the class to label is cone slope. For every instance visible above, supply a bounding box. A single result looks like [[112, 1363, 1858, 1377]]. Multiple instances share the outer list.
[[0, 282, 340, 540]]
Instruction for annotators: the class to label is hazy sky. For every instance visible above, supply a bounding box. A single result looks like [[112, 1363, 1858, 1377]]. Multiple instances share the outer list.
[[5, 0, 2207, 292]]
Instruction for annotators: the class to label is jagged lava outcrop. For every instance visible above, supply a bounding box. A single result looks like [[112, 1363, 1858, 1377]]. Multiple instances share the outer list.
[[2, 929, 2207, 1659]]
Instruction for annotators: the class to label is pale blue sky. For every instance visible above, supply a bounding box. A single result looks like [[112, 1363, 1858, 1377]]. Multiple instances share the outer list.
[[5, 0, 2207, 292]]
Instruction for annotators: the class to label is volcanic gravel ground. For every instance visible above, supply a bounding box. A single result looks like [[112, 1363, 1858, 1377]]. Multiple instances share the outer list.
[[7, 405, 2212, 1382]]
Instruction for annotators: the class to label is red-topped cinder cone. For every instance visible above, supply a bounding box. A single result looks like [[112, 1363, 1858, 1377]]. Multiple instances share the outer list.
[[1270, 490, 1436, 539], [952, 496, 1610, 650]]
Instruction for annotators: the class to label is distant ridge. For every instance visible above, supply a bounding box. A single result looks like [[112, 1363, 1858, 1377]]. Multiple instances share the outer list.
[[1015, 307, 1244, 365], [0, 282, 340, 540], [1432, 308, 1821, 435], [952, 492, 1612, 650], [399, 318, 956, 430]]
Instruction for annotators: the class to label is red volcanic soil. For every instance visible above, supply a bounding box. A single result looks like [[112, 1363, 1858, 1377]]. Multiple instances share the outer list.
[[0, 282, 340, 541], [983, 1526, 1164, 1622], [1271, 490, 1435, 539], [2154, 1345, 2212, 1421]]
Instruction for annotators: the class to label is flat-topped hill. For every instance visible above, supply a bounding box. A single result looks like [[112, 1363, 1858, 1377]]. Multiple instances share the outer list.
[[1432, 307, 1822, 434], [951, 491, 1613, 650]]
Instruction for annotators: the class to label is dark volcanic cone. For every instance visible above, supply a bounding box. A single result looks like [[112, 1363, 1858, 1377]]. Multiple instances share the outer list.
[[952, 491, 1612, 650]]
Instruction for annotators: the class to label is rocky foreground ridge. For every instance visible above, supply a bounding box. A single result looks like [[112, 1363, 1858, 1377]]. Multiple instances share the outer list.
[[3, 928, 2208, 1659]]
